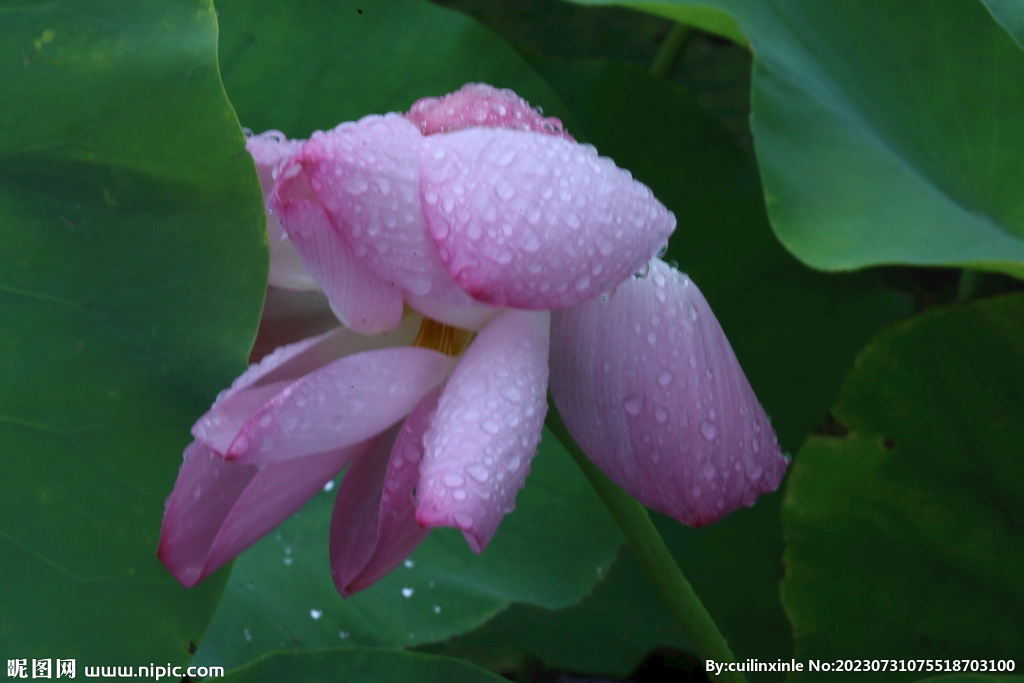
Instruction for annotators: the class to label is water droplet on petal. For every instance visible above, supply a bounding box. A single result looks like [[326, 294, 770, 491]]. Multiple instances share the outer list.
[[623, 394, 644, 416], [700, 421, 717, 440], [343, 176, 368, 195], [442, 473, 465, 487], [657, 371, 672, 387], [467, 464, 490, 482]]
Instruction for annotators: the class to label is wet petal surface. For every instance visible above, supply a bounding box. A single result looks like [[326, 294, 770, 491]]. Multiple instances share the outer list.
[[420, 128, 675, 309], [417, 309, 550, 552], [408, 82, 573, 140], [550, 259, 788, 526], [291, 114, 472, 306], [158, 440, 366, 587], [246, 130, 317, 291], [193, 317, 423, 453], [226, 346, 453, 465], [330, 389, 440, 596], [271, 158, 404, 333]]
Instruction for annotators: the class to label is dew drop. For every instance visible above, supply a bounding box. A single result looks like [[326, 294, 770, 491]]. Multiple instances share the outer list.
[[442, 473, 465, 488], [433, 605, 442, 614], [339, 630, 350, 639], [467, 464, 490, 482], [343, 176, 368, 195], [623, 394, 644, 416], [310, 609, 323, 620], [404, 559, 415, 568], [751, 438, 761, 453], [657, 371, 672, 387], [500, 386, 522, 402], [699, 421, 717, 440], [702, 462, 716, 481], [231, 434, 250, 455], [654, 406, 669, 424], [401, 587, 414, 598]]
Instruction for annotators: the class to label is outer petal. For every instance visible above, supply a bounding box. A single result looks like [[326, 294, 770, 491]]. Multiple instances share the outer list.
[[407, 83, 573, 140], [158, 439, 366, 587], [226, 346, 454, 465], [271, 159, 404, 333], [550, 259, 788, 527], [193, 315, 423, 453], [419, 128, 675, 309], [245, 131, 318, 291], [330, 389, 440, 597], [416, 309, 550, 552], [287, 114, 472, 307]]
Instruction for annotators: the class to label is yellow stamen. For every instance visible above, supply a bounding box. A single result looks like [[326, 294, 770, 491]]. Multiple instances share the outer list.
[[412, 317, 475, 357]]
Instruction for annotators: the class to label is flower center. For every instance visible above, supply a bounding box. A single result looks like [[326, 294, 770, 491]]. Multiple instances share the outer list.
[[412, 316, 475, 357]]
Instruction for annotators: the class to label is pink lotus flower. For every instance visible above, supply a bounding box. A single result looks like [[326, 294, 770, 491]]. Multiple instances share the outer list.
[[158, 84, 787, 596]]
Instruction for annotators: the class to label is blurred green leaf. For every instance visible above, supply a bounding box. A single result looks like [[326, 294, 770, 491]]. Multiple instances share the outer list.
[[215, 0, 571, 137], [220, 647, 508, 683], [782, 295, 1024, 680], [194, 430, 621, 669], [0, 0, 265, 665], [629, 3, 746, 45], [982, 0, 1024, 49], [572, 0, 1024, 278], [451, 541, 693, 677]]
